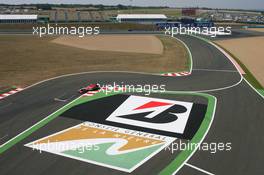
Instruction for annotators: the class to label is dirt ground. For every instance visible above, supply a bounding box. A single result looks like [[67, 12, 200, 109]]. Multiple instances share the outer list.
[[216, 36, 264, 86], [52, 35, 163, 54], [0, 35, 188, 87], [246, 28, 264, 33]]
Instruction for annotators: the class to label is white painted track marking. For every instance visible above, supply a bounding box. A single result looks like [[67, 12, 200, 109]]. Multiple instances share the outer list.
[[0, 96, 82, 148], [193, 68, 238, 73], [185, 163, 215, 175], [172, 96, 217, 175], [171, 36, 193, 74], [0, 34, 262, 174], [191, 34, 264, 99]]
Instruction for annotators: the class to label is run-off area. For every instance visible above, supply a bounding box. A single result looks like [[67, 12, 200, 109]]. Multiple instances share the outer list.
[[0, 92, 211, 175]]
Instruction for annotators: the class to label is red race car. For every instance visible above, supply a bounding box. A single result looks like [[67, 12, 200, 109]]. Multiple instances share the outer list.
[[78, 84, 100, 94]]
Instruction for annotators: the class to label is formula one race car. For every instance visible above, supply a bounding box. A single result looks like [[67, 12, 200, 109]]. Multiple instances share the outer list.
[[78, 84, 100, 94]]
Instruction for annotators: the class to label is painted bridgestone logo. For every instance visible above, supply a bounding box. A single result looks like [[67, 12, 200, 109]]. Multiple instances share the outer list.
[[106, 95, 193, 134], [62, 94, 207, 139]]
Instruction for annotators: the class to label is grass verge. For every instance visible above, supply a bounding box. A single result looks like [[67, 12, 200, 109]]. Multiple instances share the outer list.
[[190, 34, 264, 94], [158, 35, 189, 74], [0, 86, 16, 94]]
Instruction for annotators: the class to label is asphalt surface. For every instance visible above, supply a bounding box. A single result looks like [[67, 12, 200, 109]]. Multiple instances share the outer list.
[[0, 34, 263, 175]]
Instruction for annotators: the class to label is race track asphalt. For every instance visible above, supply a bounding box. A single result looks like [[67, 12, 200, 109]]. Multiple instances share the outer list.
[[0, 34, 263, 175]]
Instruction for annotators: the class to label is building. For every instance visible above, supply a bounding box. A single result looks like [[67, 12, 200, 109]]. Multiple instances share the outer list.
[[156, 17, 214, 30], [116, 14, 167, 24], [37, 15, 49, 23], [0, 14, 38, 23]]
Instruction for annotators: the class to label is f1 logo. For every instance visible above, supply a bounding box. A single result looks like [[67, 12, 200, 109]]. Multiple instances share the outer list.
[[106, 95, 193, 134]]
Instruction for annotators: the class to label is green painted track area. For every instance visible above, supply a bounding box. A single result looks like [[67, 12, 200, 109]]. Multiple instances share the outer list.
[[159, 92, 216, 174], [257, 89, 264, 97], [0, 91, 114, 154], [0, 90, 216, 175]]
